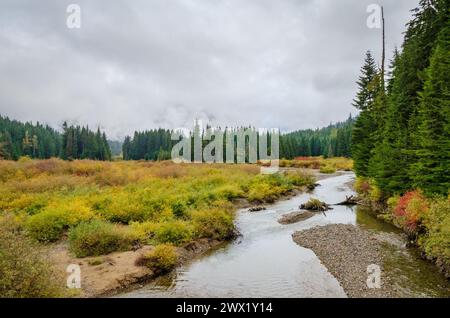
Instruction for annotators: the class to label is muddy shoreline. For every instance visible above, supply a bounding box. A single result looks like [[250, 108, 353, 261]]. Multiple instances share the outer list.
[[49, 238, 226, 298]]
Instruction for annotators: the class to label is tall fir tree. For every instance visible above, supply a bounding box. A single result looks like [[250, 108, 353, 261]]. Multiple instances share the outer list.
[[351, 51, 379, 176], [410, 23, 450, 195]]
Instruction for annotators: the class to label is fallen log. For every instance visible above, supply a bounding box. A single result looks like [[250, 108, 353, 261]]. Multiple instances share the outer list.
[[334, 195, 360, 206], [307, 183, 321, 191]]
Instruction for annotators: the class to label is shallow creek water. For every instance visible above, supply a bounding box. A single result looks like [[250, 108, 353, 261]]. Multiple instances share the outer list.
[[120, 172, 449, 298]]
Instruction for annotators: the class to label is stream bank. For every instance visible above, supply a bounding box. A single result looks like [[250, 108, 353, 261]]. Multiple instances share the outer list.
[[118, 171, 449, 298]]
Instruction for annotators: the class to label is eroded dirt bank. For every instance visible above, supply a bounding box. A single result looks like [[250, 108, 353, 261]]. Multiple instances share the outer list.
[[49, 238, 223, 297], [292, 224, 401, 298]]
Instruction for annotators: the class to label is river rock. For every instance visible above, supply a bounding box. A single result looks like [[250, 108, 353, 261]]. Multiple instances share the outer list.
[[278, 211, 315, 225]]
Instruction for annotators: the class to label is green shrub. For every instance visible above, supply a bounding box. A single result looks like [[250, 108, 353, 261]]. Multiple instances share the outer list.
[[138, 244, 178, 273], [0, 219, 65, 297], [68, 220, 135, 257], [171, 200, 187, 218], [191, 208, 234, 240], [154, 221, 192, 245]]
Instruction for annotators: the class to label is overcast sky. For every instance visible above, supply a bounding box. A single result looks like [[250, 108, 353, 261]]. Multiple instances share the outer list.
[[0, 0, 417, 140]]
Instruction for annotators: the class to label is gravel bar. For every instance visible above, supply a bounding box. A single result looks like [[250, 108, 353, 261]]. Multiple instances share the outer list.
[[292, 224, 400, 298]]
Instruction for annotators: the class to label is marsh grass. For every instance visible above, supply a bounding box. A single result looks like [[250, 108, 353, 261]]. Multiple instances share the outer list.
[[280, 157, 353, 171], [0, 159, 315, 259]]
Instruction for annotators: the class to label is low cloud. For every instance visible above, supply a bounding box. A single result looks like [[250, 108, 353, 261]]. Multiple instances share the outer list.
[[0, 0, 417, 139]]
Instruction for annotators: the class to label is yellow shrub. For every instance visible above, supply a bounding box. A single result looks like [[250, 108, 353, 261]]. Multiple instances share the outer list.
[[0, 219, 66, 297], [369, 182, 382, 202], [247, 182, 283, 203], [191, 208, 234, 240], [212, 184, 245, 201], [138, 244, 178, 273], [68, 220, 136, 257], [101, 193, 151, 223], [129, 221, 159, 242], [26, 200, 95, 242], [319, 165, 336, 174], [154, 221, 193, 245], [419, 197, 450, 264], [355, 177, 370, 195]]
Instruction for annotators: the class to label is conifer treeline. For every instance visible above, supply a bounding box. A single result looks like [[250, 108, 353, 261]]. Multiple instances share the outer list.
[[122, 129, 173, 161], [1, 113, 354, 162], [121, 118, 354, 162], [351, 0, 449, 195], [0, 115, 111, 161], [61, 122, 111, 161], [280, 116, 354, 159]]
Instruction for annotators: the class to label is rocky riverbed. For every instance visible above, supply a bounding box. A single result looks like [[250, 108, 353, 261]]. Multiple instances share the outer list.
[[292, 224, 401, 298]]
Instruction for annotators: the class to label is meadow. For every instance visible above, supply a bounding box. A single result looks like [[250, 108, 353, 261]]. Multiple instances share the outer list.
[[280, 156, 353, 173], [0, 157, 316, 297]]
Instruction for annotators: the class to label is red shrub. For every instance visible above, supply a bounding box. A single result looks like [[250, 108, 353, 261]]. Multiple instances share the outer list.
[[393, 190, 429, 234]]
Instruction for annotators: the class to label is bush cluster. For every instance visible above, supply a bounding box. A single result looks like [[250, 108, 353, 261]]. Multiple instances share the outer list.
[[68, 220, 136, 257], [0, 215, 66, 297], [137, 244, 178, 273]]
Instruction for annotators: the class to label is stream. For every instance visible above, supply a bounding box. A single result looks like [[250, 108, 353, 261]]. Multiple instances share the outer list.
[[120, 172, 450, 298]]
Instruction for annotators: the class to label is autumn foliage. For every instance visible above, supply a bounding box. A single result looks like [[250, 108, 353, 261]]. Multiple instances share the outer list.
[[393, 191, 429, 235]]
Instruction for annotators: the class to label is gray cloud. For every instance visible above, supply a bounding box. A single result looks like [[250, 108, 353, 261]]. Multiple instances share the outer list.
[[0, 0, 417, 139]]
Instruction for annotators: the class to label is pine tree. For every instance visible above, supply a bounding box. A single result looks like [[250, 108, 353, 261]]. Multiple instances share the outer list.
[[372, 0, 445, 194], [352, 51, 378, 110], [410, 24, 450, 195], [351, 51, 379, 176]]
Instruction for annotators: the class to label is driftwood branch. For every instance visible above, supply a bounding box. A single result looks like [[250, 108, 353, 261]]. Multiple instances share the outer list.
[[334, 195, 360, 206]]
